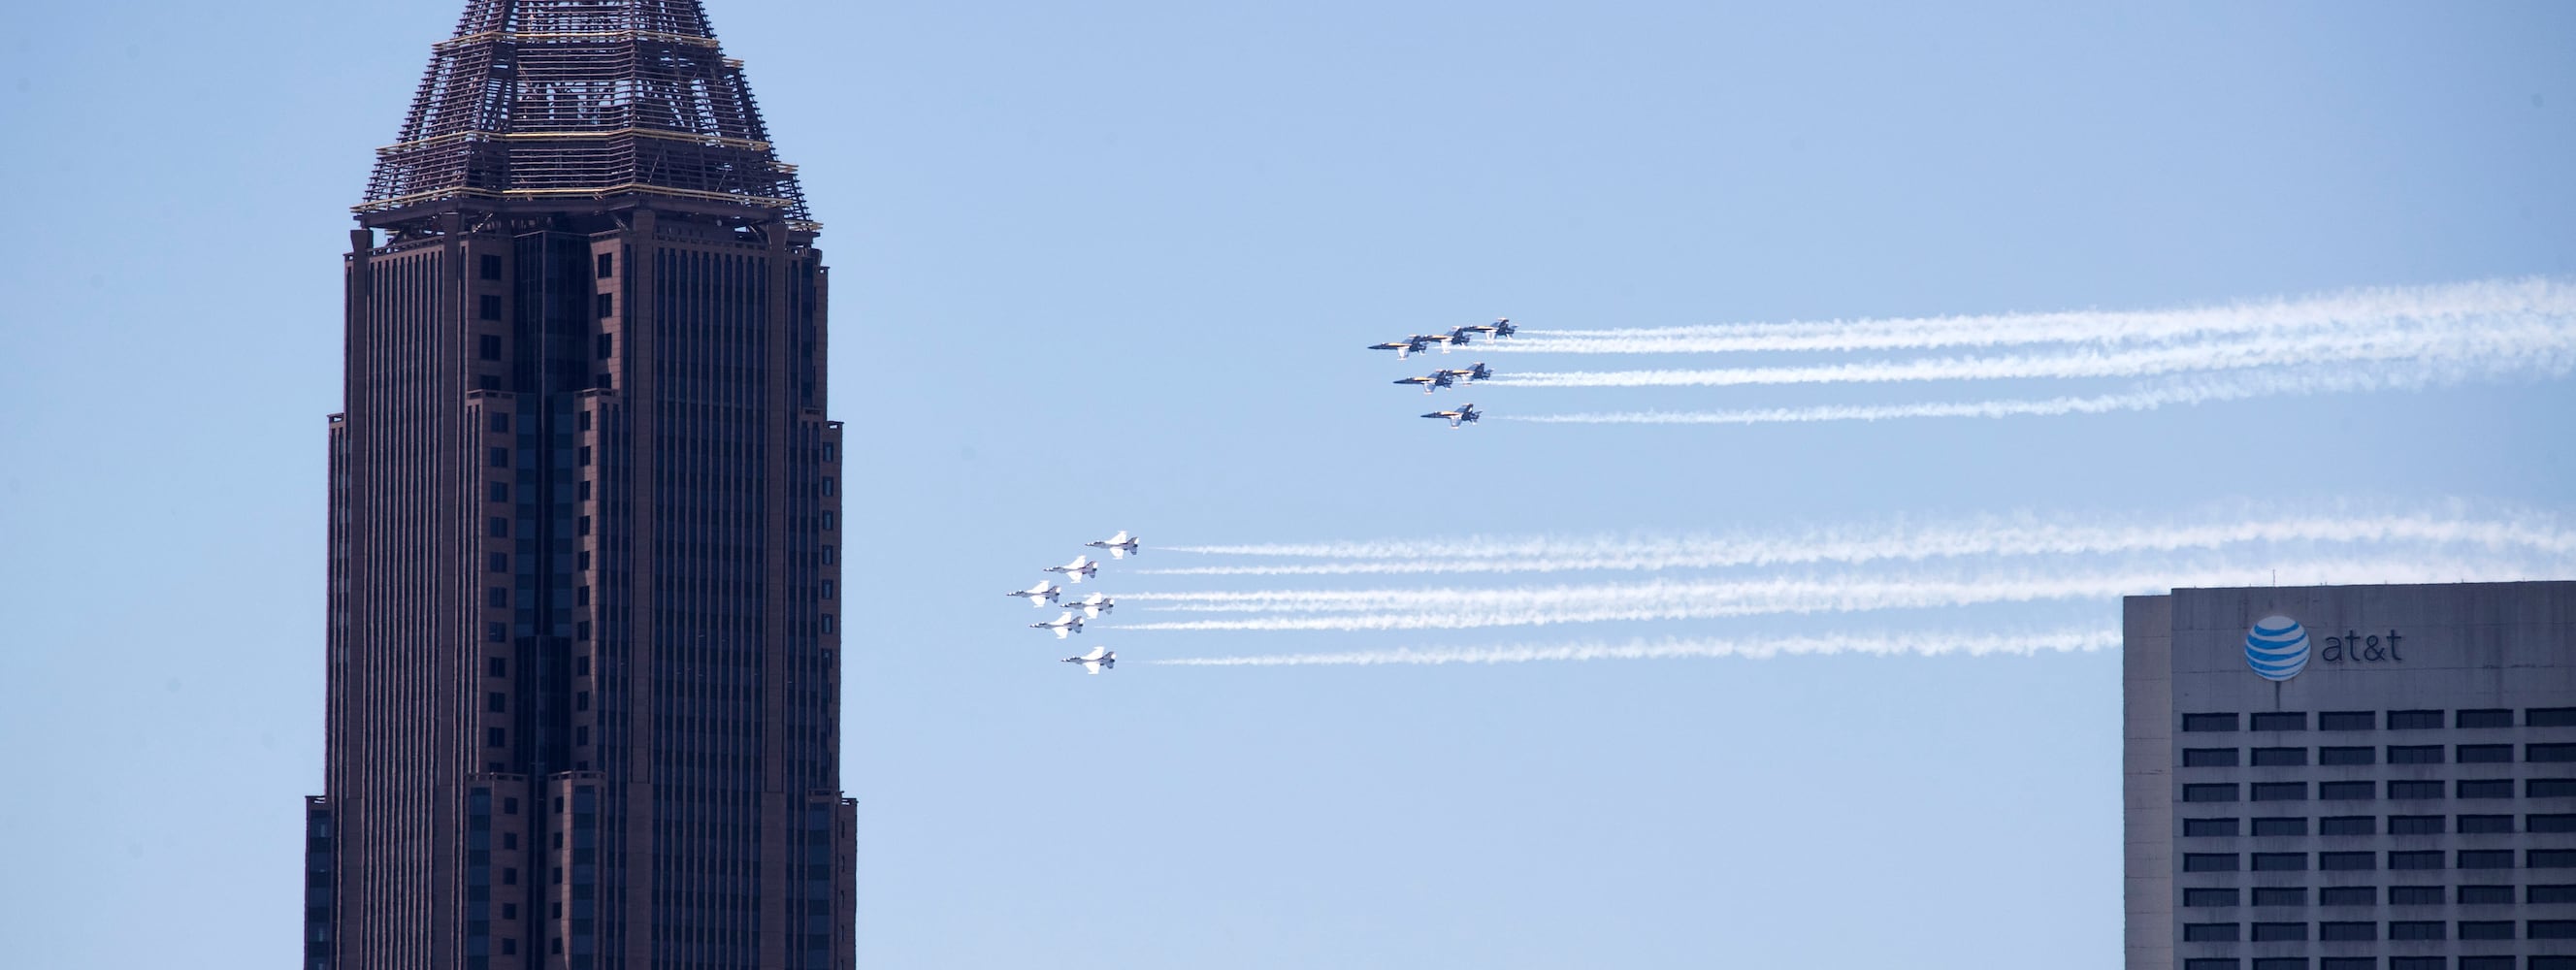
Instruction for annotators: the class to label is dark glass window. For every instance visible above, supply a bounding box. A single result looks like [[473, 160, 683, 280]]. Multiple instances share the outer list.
[[578, 410, 592, 431], [2184, 961, 2241, 970], [485, 623, 505, 643], [2182, 922, 2239, 942], [2530, 778, 2576, 797], [2317, 922, 2373, 941], [2389, 815, 2443, 835], [2532, 814, 2576, 833], [2458, 779, 2513, 799], [488, 552, 507, 573], [2532, 921, 2576, 939], [2319, 851, 2373, 870], [2252, 817, 2307, 837], [2183, 888, 2240, 907], [2183, 853, 2239, 872], [2185, 784, 2239, 803], [2389, 885, 2444, 905], [487, 517, 508, 538], [489, 447, 508, 469], [596, 293, 614, 319], [487, 481, 508, 502], [2531, 743, 2576, 762], [2319, 710, 2374, 730], [2389, 850, 2444, 870], [2533, 955, 2576, 970], [596, 252, 613, 278], [2393, 959, 2447, 970], [2319, 746, 2374, 765], [479, 254, 503, 280], [2183, 713, 2240, 732], [2251, 712, 2306, 731], [2179, 744, 2235, 766], [2458, 850, 2513, 869], [2183, 818, 2240, 837], [2458, 920, 2513, 940], [486, 657, 505, 677], [2251, 747, 2307, 766], [2533, 885, 2576, 904], [2250, 958, 2306, 970], [2388, 780, 2443, 799], [479, 294, 503, 321], [2534, 849, 2576, 868], [597, 334, 614, 360], [2458, 885, 2512, 905], [2388, 920, 2444, 940], [578, 446, 591, 467], [485, 728, 505, 748], [2321, 959, 2375, 970], [2319, 887, 2373, 906], [478, 334, 503, 361], [2387, 709, 2442, 729], [2387, 744, 2442, 764], [2458, 743, 2513, 763], [485, 587, 507, 608], [2249, 922, 2305, 942], [2456, 708, 2512, 728], [2251, 782, 2307, 801], [2250, 887, 2303, 907], [2459, 958, 2513, 970], [2458, 814, 2512, 834], [2319, 816, 2373, 835], [484, 692, 504, 713], [2528, 707, 2576, 728], [2319, 781, 2374, 800], [2252, 852, 2307, 871]]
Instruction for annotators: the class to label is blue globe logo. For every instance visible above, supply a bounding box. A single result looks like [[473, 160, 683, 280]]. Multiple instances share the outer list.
[[2245, 615, 2310, 681]]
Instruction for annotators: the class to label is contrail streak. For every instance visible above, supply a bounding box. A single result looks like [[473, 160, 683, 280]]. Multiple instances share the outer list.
[[1491, 277, 2576, 355], [1119, 558, 2564, 631], [1151, 628, 2121, 666], [1146, 508, 2576, 576], [1490, 319, 2576, 389], [1503, 354, 2576, 426]]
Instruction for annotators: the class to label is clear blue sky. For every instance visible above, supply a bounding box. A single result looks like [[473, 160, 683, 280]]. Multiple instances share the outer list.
[[2, 2, 2573, 967]]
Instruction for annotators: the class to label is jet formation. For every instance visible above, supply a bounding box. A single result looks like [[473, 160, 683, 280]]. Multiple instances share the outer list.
[[1003, 532, 1137, 671], [1369, 319, 1508, 425]]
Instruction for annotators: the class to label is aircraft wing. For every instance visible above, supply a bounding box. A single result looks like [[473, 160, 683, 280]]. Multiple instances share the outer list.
[[1080, 660, 1103, 674]]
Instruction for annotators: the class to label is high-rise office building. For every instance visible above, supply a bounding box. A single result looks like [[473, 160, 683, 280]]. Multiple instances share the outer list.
[[302, 3, 853, 967], [2124, 581, 2576, 970]]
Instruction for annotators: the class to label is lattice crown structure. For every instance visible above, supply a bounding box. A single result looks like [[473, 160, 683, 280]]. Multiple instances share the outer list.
[[360, 0, 813, 229]]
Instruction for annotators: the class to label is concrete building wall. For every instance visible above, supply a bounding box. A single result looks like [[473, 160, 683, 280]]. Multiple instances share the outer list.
[[2126, 581, 2576, 969]]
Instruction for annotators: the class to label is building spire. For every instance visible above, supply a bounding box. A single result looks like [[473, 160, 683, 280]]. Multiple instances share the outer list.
[[360, 0, 813, 230]]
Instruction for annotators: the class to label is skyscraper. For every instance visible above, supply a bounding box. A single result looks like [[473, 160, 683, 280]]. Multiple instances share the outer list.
[[303, 3, 852, 968], [2124, 581, 2576, 970]]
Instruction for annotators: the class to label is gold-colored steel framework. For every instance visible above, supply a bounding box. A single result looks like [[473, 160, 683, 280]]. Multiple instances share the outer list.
[[361, 0, 814, 231]]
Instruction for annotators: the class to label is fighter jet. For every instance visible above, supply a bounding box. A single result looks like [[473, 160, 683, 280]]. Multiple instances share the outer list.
[[1044, 555, 1100, 583], [1392, 370, 1458, 394], [1085, 531, 1141, 559], [1462, 318, 1516, 340], [1062, 644, 1117, 675], [1439, 362, 1492, 383], [1367, 335, 1441, 359], [1067, 592, 1116, 619], [1031, 611, 1086, 639], [1007, 579, 1063, 607], [1440, 326, 1477, 349], [1421, 403, 1481, 428]]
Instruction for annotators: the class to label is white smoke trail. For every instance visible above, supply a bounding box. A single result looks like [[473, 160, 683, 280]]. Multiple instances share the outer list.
[[1151, 628, 2121, 666], [1503, 353, 2576, 427], [1119, 557, 2566, 631], [1147, 508, 2576, 576], [1492, 277, 2576, 355], [1491, 318, 2576, 389]]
